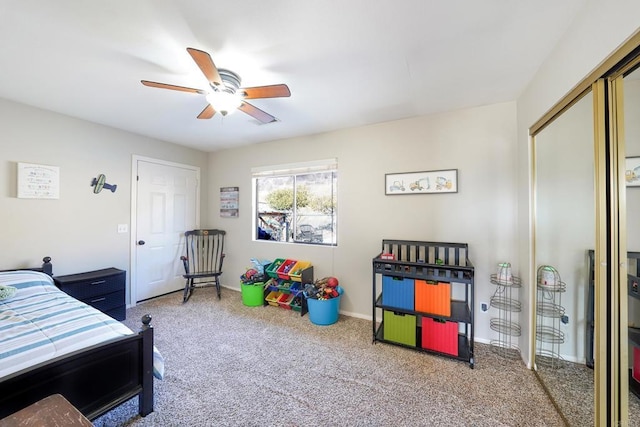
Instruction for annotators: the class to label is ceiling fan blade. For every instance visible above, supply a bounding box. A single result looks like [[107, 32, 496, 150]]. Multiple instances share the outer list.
[[241, 84, 291, 99], [141, 80, 206, 94], [197, 104, 216, 119], [186, 47, 222, 86], [238, 101, 277, 124]]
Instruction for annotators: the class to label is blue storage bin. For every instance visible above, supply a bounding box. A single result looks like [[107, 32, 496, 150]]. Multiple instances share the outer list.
[[307, 286, 343, 325], [382, 276, 414, 310]]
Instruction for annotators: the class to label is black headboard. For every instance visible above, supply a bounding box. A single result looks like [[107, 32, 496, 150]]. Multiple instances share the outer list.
[[37, 256, 53, 276], [0, 256, 52, 276]]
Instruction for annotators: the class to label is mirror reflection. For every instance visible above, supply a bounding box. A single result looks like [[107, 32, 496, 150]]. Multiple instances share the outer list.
[[624, 65, 640, 418], [534, 90, 595, 426]]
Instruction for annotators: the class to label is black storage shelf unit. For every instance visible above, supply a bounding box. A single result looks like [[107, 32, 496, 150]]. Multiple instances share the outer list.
[[373, 239, 475, 368]]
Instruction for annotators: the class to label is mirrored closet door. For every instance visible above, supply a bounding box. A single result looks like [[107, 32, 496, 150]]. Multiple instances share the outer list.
[[618, 62, 640, 420], [531, 33, 640, 425], [533, 90, 595, 427]]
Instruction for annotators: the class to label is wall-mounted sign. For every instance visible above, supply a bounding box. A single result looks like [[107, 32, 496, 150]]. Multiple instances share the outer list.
[[17, 162, 60, 199], [220, 186, 239, 218]]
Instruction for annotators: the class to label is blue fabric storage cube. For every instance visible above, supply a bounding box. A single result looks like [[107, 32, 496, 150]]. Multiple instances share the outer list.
[[382, 276, 414, 310]]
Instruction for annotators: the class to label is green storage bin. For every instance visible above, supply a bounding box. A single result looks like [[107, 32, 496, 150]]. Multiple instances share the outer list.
[[383, 310, 416, 346], [241, 282, 265, 307], [266, 258, 285, 278]]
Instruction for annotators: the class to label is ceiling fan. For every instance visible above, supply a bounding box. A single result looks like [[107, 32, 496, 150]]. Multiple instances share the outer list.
[[141, 47, 291, 123]]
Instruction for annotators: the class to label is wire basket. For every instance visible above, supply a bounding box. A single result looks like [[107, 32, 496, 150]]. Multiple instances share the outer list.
[[491, 318, 521, 336], [536, 325, 565, 344], [536, 301, 565, 318]]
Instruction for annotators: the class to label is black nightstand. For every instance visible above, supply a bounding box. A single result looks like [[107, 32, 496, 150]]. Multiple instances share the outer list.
[[54, 268, 126, 321]]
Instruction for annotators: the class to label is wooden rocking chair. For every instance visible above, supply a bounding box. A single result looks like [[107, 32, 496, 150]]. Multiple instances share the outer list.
[[180, 229, 226, 302]]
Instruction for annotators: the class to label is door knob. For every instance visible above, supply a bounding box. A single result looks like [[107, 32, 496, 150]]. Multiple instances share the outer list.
[[138, 240, 146, 245]]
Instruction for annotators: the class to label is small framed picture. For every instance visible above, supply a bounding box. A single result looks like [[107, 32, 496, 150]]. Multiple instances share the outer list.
[[385, 169, 458, 195], [626, 157, 640, 187]]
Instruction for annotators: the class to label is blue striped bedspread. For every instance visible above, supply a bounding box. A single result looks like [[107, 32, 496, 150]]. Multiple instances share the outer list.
[[0, 270, 163, 379]]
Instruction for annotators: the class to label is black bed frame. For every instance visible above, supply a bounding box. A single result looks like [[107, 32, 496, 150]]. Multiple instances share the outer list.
[[0, 257, 155, 421]]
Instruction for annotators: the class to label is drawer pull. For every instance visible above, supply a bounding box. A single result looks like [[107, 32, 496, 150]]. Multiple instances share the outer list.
[[91, 280, 106, 285], [90, 297, 106, 303]]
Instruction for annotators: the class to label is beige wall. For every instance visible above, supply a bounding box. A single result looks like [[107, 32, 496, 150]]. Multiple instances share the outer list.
[[209, 101, 518, 343], [517, 2, 640, 366], [0, 99, 209, 303]]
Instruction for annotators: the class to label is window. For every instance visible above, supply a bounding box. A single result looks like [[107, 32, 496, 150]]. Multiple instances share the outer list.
[[253, 159, 337, 245]]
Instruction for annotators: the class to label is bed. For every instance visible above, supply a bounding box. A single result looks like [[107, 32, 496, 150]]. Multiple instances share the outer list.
[[0, 259, 160, 421]]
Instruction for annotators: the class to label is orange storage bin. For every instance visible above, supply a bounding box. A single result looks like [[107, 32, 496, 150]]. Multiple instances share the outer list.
[[415, 280, 451, 317]]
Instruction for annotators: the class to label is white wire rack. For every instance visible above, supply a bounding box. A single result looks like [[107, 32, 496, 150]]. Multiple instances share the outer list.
[[536, 265, 566, 369], [489, 263, 522, 359]]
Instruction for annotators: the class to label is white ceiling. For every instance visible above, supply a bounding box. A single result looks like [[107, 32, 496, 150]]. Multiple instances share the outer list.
[[0, 0, 587, 152]]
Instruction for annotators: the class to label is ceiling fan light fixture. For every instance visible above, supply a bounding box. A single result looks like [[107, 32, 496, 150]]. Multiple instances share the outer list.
[[206, 68, 243, 115], [206, 91, 242, 115]]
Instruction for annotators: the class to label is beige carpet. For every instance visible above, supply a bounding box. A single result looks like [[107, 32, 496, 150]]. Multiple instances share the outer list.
[[536, 357, 640, 427], [94, 287, 564, 427]]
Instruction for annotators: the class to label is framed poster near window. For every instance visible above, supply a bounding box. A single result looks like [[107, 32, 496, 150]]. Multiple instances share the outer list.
[[220, 186, 239, 217]]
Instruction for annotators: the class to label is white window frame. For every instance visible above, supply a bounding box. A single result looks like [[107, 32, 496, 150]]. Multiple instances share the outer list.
[[252, 159, 337, 246]]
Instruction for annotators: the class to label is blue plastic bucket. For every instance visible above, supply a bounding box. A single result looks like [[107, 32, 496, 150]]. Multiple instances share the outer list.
[[307, 286, 343, 325]]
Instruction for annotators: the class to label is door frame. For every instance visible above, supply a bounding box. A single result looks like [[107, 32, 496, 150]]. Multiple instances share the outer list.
[[129, 155, 201, 307]]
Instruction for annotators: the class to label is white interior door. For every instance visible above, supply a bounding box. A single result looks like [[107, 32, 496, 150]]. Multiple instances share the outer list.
[[135, 159, 199, 302]]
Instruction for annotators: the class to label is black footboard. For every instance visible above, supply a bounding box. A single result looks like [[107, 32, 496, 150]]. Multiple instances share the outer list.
[[0, 315, 154, 421]]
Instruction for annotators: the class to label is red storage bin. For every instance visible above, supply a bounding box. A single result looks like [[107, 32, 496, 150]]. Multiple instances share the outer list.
[[421, 317, 458, 356], [415, 280, 451, 317], [277, 259, 298, 280], [277, 293, 294, 309], [634, 346, 640, 383]]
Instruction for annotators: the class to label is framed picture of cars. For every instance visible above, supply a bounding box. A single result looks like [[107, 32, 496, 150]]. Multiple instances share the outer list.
[[385, 169, 458, 195], [626, 157, 640, 187]]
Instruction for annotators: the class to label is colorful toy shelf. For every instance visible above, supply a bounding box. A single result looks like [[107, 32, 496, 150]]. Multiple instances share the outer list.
[[263, 260, 313, 317]]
